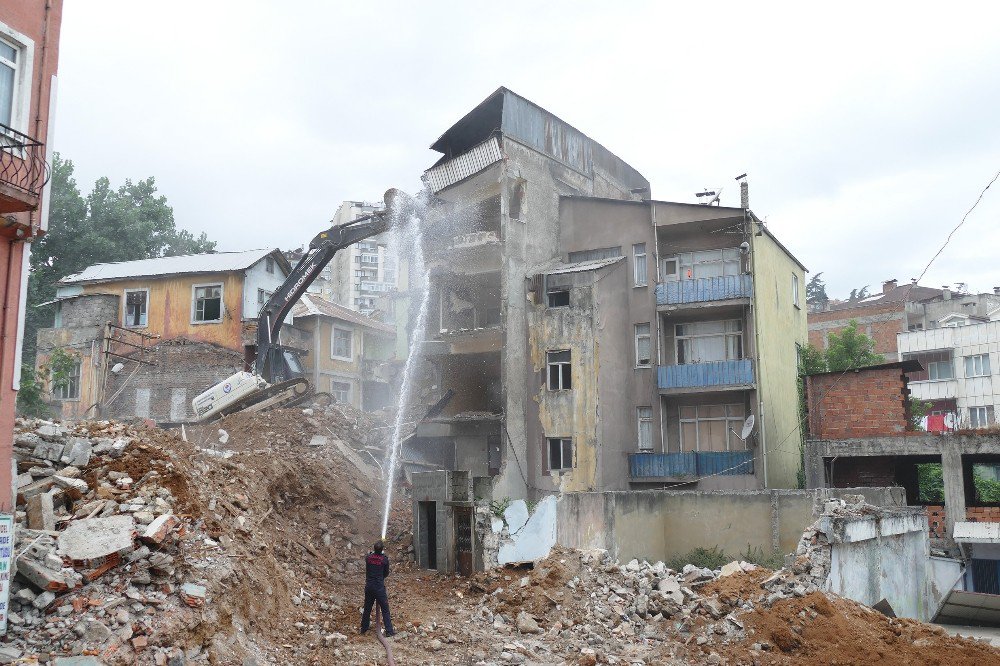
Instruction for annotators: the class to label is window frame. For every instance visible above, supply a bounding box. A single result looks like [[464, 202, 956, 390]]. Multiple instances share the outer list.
[[51, 359, 82, 402], [637, 406, 653, 451], [122, 288, 150, 328], [265, 256, 275, 274], [547, 437, 574, 472], [546, 350, 572, 391], [635, 322, 651, 368], [792, 273, 800, 308], [662, 256, 680, 282], [330, 378, 352, 404], [331, 326, 354, 361], [632, 243, 648, 287], [678, 403, 747, 452], [965, 353, 992, 378], [675, 319, 743, 364], [191, 282, 224, 324], [547, 288, 570, 308], [969, 406, 994, 430], [0, 23, 33, 134]]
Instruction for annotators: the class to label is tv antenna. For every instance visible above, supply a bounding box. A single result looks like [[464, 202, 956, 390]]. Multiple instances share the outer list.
[[696, 187, 722, 206]]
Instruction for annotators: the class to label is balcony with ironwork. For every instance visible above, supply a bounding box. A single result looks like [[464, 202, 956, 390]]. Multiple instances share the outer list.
[[629, 450, 754, 481], [0, 123, 47, 214], [657, 358, 755, 393], [424, 136, 503, 194], [656, 274, 752, 311]]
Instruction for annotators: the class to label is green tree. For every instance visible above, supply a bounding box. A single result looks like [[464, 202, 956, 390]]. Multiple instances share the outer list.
[[15, 366, 50, 418], [917, 463, 945, 503], [799, 343, 828, 375], [825, 320, 884, 371], [847, 286, 871, 302], [23, 154, 216, 367], [806, 272, 829, 308], [910, 397, 933, 431]]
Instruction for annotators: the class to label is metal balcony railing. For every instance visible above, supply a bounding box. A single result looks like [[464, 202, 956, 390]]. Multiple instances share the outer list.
[[658, 358, 755, 390], [655, 274, 752, 306], [629, 450, 754, 478], [424, 136, 503, 193], [0, 123, 47, 203]]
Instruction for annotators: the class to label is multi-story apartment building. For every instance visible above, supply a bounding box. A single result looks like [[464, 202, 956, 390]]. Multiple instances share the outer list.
[[0, 1, 62, 509], [320, 200, 398, 316], [809, 280, 1000, 358], [406, 88, 808, 518], [899, 317, 1000, 431]]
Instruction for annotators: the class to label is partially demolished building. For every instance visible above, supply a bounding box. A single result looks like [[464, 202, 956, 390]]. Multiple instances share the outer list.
[[409, 88, 809, 574]]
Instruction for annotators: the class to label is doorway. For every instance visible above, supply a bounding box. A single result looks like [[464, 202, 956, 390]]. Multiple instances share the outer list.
[[418, 501, 437, 570]]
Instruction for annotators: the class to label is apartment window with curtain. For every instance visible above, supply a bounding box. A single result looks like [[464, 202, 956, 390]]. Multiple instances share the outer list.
[[965, 354, 992, 378], [667, 248, 741, 281], [675, 320, 743, 364], [635, 323, 651, 367], [637, 407, 653, 451], [679, 404, 746, 451], [632, 243, 647, 286], [969, 406, 994, 429]]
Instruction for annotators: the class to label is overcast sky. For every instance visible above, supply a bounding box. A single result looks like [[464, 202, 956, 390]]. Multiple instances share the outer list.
[[54, 1, 1000, 298]]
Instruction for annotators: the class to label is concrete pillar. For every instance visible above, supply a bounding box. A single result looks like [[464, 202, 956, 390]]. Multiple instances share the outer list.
[[940, 441, 966, 537]]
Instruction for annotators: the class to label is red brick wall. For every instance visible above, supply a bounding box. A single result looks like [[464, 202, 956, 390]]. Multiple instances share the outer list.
[[966, 507, 1000, 523], [829, 456, 896, 488], [926, 505, 947, 539], [807, 303, 903, 356], [807, 366, 911, 439]]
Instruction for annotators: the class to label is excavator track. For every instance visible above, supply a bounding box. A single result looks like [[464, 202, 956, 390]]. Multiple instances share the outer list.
[[194, 378, 310, 424]]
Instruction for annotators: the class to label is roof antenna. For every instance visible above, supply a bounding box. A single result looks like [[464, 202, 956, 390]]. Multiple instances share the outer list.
[[696, 188, 722, 206]]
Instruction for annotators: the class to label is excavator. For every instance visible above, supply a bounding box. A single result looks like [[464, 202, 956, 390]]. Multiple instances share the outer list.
[[190, 188, 417, 423]]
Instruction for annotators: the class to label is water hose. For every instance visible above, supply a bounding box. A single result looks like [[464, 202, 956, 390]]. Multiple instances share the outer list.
[[374, 604, 396, 665]]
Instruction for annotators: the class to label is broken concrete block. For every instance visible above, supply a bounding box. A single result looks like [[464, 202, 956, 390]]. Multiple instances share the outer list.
[[32, 440, 66, 462], [140, 514, 179, 545], [308, 434, 328, 447], [179, 583, 206, 608], [109, 438, 129, 458], [52, 658, 108, 666], [719, 561, 742, 578], [36, 423, 67, 441], [17, 555, 74, 591], [17, 476, 57, 504], [61, 438, 92, 467], [53, 476, 89, 493], [58, 515, 136, 568], [15, 472, 33, 489], [32, 590, 56, 609]]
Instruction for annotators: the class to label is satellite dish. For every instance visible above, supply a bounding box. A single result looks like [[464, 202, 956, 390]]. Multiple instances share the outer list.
[[740, 415, 755, 441], [111, 362, 125, 374]]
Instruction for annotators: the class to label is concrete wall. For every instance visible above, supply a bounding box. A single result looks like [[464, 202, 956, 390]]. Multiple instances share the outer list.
[[411, 471, 455, 574], [750, 227, 808, 489], [556, 487, 905, 563]]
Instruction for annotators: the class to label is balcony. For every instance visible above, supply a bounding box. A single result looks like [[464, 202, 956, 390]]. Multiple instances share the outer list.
[[0, 124, 47, 214], [424, 136, 503, 193], [658, 359, 754, 392], [655, 274, 752, 310], [629, 450, 754, 480]]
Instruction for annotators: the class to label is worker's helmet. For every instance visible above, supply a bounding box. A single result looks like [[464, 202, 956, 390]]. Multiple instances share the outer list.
[[374, 540, 384, 553]]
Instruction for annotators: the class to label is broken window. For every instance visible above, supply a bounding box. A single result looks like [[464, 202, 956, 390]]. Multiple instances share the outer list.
[[332, 327, 353, 360], [124, 289, 148, 327], [547, 350, 572, 390], [965, 354, 992, 378], [633, 243, 647, 287], [969, 406, 994, 429], [193, 285, 222, 322], [568, 246, 622, 263], [679, 404, 746, 452], [547, 289, 570, 308], [635, 323, 651, 367], [675, 320, 742, 364], [637, 407, 653, 451], [330, 380, 351, 404], [548, 437, 574, 472], [52, 360, 81, 401]]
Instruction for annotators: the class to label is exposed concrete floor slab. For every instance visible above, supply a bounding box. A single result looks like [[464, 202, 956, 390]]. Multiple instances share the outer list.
[[940, 624, 1000, 647]]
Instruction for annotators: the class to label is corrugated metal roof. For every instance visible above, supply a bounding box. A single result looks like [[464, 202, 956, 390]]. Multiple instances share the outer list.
[[935, 590, 1000, 627], [292, 294, 395, 335], [546, 256, 625, 275], [954, 521, 1000, 543], [60, 249, 286, 284]]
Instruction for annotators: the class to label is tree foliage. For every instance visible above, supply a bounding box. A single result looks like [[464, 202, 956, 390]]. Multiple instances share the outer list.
[[824, 320, 884, 372], [806, 272, 829, 308], [847, 286, 871, 302], [23, 154, 217, 367], [15, 366, 49, 418]]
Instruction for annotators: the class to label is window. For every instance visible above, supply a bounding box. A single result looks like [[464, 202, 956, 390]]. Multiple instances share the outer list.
[[124, 289, 148, 327], [0, 37, 19, 127], [662, 257, 679, 281], [265, 257, 275, 274], [675, 320, 743, 364], [633, 243, 647, 287], [635, 323, 651, 367], [193, 284, 223, 322], [675, 248, 741, 280], [383, 267, 397, 284], [637, 407, 653, 451], [679, 404, 747, 452], [547, 289, 570, 308], [970, 406, 994, 429], [547, 350, 572, 390], [904, 351, 955, 381], [929, 359, 955, 380], [547, 438, 574, 472], [331, 380, 351, 404], [52, 360, 81, 401], [332, 327, 353, 360], [257, 289, 272, 305], [792, 273, 800, 308], [568, 246, 622, 263], [965, 354, 992, 378]]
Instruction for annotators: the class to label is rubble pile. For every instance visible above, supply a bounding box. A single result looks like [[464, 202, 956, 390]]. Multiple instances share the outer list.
[[8, 418, 213, 664]]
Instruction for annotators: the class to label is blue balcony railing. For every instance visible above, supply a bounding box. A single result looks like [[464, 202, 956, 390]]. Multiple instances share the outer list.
[[658, 359, 754, 390], [655, 274, 752, 306], [629, 450, 754, 478]]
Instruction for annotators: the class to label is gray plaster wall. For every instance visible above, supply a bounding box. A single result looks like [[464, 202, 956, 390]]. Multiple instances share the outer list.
[[556, 487, 905, 564], [58, 294, 120, 328], [411, 471, 453, 574]]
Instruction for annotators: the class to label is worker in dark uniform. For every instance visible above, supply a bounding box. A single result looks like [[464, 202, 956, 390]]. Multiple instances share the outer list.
[[360, 539, 395, 636]]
